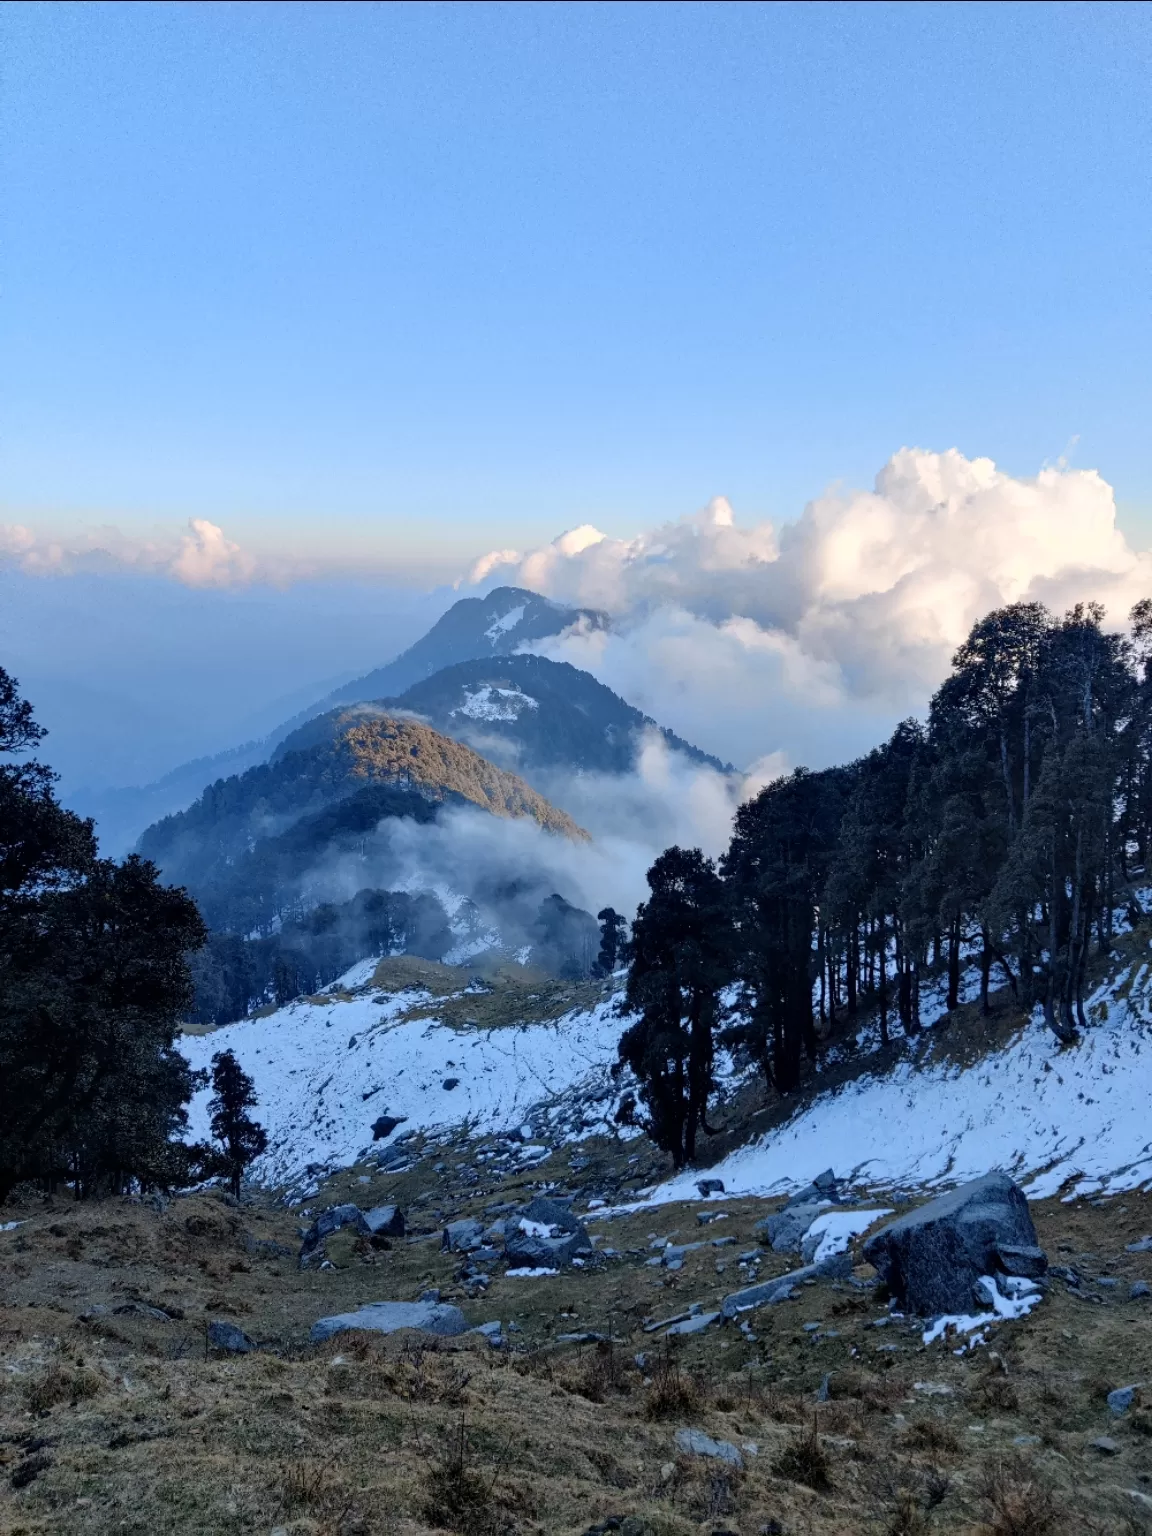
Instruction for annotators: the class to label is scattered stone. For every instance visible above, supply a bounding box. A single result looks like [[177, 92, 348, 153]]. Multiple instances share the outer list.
[[1108, 1386, 1140, 1415], [363, 1204, 406, 1238], [1097, 1277, 1120, 1288], [1125, 1236, 1152, 1253], [696, 1178, 725, 1197], [972, 1276, 1000, 1308], [674, 1428, 743, 1468], [207, 1320, 255, 1354], [518, 1196, 583, 1233], [1050, 1264, 1081, 1286], [720, 1254, 851, 1319], [1013, 1434, 1042, 1447], [377, 1143, 414, 1171], [783, 1168, 839, 1208], [1131, 1281, 1151, 1300], [863, 1173, 1042, 1316], [112, 1301, 172, 1322], [816, 1372, 831, 1402], [1091, 1436, 1121, 1455], [371, 1114, 406, 1141], [310, 1300, 468, 1343], [442, 1077, 460, 1091], [697, 1210, 727, 1226]]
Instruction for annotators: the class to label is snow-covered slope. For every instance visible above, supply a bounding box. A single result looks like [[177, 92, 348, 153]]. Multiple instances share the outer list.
[[643, 961, 1152, 1208], [180, 967, 627, 1186]]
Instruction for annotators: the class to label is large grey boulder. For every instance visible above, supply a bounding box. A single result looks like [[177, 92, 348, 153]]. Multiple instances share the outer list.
[[674, 1428, 743, 1468], [310, 1300, 469, 1343], [518, 1196, 583, 1233], [363, 1205, 406, 1238], [862, 1173, 1042, 1316], [505, 1223, 592, 1268], [208, 1320, 255, 1354], [442, 1218, 485, 1253]]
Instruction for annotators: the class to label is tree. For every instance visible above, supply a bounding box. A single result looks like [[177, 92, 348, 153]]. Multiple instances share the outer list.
[[0, 667, 206, 1199], [208, 1049, 268, 1199], [594, 907, 627, 976], [616, 848, 730, 1167]]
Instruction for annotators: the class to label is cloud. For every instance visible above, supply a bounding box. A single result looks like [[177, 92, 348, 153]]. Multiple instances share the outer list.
[[467, 449, 1152, 771], [0, 516, 260, 588]]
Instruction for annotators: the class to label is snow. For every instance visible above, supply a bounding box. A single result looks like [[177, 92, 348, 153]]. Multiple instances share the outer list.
[[632, 965, 1152, 1206], [453, 684, 539, 722], [505, 1267, 558, 1278], [922, 1276, 1043, 1345], [0, 1221, 23, 1233], [180, 983, 626, 1186], [804, 1209, 893, 1262], [484, 605, 526, 643]]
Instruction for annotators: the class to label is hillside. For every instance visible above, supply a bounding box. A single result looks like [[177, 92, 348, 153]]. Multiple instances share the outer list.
[[139, 712, 587, 934], [381, 653, 731, 779]]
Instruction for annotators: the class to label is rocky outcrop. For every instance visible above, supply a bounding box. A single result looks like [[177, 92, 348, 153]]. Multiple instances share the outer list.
[[310, 1299, 469, 1343]]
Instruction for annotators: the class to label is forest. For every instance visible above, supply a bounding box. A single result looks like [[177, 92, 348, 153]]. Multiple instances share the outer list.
[[620, 598, 1152, 1165]]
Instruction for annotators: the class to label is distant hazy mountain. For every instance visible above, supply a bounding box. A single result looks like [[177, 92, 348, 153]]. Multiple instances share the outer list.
[[269, 586, 607, 743], [382, 653, 731, 778], [82, 586, 605, 855], [139, 710, 585, 934]]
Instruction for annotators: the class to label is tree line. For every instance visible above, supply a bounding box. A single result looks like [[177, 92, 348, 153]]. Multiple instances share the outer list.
[[618, 600, 1152, 1166], [0, 669, 264, 1201]]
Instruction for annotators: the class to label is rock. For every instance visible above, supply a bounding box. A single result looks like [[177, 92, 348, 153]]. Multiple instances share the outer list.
[[674, 1427, 743, 1468], [1126, 1236, 1152, 1253], [972, 1275, 1000, 1308], [696, 1178, 725, 1197], [442, 1218, 485, 1253], [112, 1301, 172, 1322], [300, 1204, 367, 1257], [371, 1114, 406, 1141], [10, 1453, 51, 1489], [664, 1310, 720, 1337], [1107, 1386, 1140, 1415], [994, 1242, 1048, 1278], [1131, 1281, 1151, 1300], [1050, 1264, 1081, 1286], [817, 1372, 831, 1402], [310, 1300, 469, 1343], [363, 1205, 406, 1238], [442, 1077, 460, 1091], [504, 1225, 592, 1268], [783, 1169, 839, 1208], [377, 1142, 413, 1170], [519, 1196, 582, 1233], [1090, 1436, 1120, 1455], [862, 1173, 1041, 1316], [208, 1320, 255, 1354], [756, 1201, 823, 1254], [720, 1257, 849, 1318]]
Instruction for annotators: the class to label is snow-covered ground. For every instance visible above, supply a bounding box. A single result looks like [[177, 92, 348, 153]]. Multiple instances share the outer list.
[[641, 961, 1152, 1207], [454, 685, 538, 722], [180, 973, 627, 1187]]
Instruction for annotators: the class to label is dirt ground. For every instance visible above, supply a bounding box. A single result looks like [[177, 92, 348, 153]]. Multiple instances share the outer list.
[[2, 1137, 1151, 1536]]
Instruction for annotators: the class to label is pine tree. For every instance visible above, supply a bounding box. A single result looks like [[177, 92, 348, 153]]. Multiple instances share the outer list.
[[208, 1050, 268, 1199], [616, 848, 730, 1167], [594, 907, 626, 976]]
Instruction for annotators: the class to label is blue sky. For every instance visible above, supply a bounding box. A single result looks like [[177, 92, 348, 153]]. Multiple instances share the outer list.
[[4, 0, 1151, 576]]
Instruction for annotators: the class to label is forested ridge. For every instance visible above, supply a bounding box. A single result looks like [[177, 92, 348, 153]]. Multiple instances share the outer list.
[[620, 599, 1152, 1165]]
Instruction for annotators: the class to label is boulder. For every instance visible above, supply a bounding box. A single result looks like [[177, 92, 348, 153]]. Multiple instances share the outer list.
[[505, 1224, 592, 1269], [442, 1218, 485, 1253], [1131, 1281, 1151, 1301], [782, 1169, 839, 1209], [673, 1428, 743, 1468], [208, 1320, 255, 1354], [862, 1173, 1042, 1316], [1107, 1386, 1140, 1415], [720, 1253, 852, 1318], [310, 1300, 469, 1343], [696, 1178, 725, 1197], [363, 1205, 406, 1238], [300, 1204, 367, 1257], [518, 1196, 582, 1233], [755, 1201, 823, 1254], [371, 1114, 406, 1141]]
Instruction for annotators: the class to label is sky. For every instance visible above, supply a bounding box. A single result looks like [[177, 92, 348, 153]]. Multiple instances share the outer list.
[[2, 2, 1151, 798]]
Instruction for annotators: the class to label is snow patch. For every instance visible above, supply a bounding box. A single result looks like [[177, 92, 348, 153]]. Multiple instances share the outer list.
[[922, 1276, 1043, 1345], [484, 605, 526, 643], [804, 1209, 893, 1263], [453, 684, 539, 722]]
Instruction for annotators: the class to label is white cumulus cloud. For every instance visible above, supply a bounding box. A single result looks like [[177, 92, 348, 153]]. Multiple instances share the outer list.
[[0, 518, 258, 588], [466, 449, 1152, 772]]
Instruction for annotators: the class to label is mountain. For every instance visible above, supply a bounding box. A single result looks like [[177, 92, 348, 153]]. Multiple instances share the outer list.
[[139, 710, 587, 935], [379, 653, 731, 779], [269, 586, 607, 744], [81, 587, 607, 856]]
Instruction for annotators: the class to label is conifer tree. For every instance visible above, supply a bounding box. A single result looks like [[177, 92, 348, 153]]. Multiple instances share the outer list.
[[208, 1049, 268, 1199]]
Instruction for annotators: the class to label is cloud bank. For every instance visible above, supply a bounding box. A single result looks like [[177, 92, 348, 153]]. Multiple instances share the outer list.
[[467, 449, 1152, 771], [1, 517, 256, 588]]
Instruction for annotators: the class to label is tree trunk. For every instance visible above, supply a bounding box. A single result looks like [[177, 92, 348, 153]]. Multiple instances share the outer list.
[[947, 916, 961, 1011], [979, 926, 992, 1016]]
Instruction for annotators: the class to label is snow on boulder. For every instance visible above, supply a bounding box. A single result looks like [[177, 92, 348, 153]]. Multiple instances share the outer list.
[[863, 1173, 1043, 1316]]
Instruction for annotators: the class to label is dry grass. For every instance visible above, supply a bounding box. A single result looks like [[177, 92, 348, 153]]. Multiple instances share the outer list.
[[975, 1456, 1061, 1536], [773, 1416, 832, 1491]]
